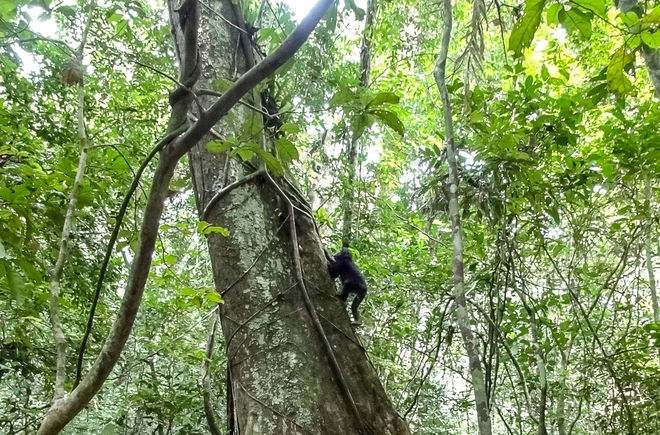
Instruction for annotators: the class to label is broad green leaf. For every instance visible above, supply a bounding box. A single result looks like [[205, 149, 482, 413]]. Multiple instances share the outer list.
[[206, 291, 224, 303], [546, 3, 563, 26], [559, 9, 593, 40], [275, 138, 299, 163], [235, 147, 254, 161], [207, 139, 233, 154], [641, 31, 660, 48], [18, 259, 41, 281], [1, 260, 25, 305], [509, 0, 547, 58], [607, 45, 635, 97], [547, 206, 560, 224], [369, 109, 405, 136], [572, 0, 608, 16], [641, 5, 660, 24], [197, 221, 230, 236], [181, 287, 196, 296], [367, 92, 400, 108], [330, 88, 355, 107], [278, 123, 300, 134], [351, 113, 372, 141], [54, 5, 77, 18], [620, 11, 639, 26], [257, 150, 283, 175], [164, 255, 177, 265]]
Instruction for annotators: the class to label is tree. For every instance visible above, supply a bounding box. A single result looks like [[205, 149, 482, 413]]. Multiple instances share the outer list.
[[183, 1, 409, 433], [36, 0, 396, 433]]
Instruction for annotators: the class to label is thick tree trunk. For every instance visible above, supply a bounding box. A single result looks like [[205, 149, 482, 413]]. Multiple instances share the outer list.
[[187, 2, 410, 434]]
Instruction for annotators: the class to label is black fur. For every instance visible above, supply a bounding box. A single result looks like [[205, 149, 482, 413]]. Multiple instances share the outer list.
[[260, 91, 282, 135], [326, 249, 368, 322]]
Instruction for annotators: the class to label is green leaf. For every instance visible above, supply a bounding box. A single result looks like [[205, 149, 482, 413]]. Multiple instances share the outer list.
[[330, 88, 355, 107], [509, 0, 547, 58], [547, 206, 560, 224], [641, 31, 660, 48], [18, 259, 42, 281], [641, 5, 660, 24], [621, 11, 639, 26], [207, 139, 234, 154], [275, 138, 299, 163], [257, 150, 283, 175], [206, 291, 224, 303], [1, 260, 25, 305], [235, 147, 254, 161], [164, 255, 177, 265], [0, 2, 17, 20], [197, 221, 230, 236], [369, 109, 405, 136], [181, 287, 196, 296], [572, 0, 608, 16], [278, 123, 300, 134], [607, 45, 635, 97], [546, 3, 563, 26], [559, 9, 593, 40], [351, 113, 372, 141], [54, 5, 77, 18], [367, 92, 400, 108]]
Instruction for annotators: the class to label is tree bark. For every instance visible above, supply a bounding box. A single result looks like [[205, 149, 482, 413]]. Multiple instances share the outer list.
[[433, 0, 492, 433], [644, 177, 659, 323], [38, 0, 333, 432], [186, 2, 410, 434], [47, 0, 94, 403]]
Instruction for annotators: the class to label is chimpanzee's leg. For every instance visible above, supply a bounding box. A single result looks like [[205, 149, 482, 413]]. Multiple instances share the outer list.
[[351, 292, 365, 323], [339, 284, 350, 301]]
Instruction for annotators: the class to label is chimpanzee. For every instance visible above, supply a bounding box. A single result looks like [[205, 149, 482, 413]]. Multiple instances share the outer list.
[[260, 91, 282, 136], [325, 249, 368, 323]]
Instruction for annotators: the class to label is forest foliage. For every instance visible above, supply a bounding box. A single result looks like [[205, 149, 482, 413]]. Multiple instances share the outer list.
[[0, 0, 659, 433]]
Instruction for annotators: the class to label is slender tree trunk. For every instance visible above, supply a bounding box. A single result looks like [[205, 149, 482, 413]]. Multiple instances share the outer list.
[[202, 310, 222, 435], [510, 255, 548, 434], [433, 0, 492, 433], [341, 0, 376, 248], [185, 2, 410, 434], [644, 177, 659, 322], [47, 2, 95, 401]]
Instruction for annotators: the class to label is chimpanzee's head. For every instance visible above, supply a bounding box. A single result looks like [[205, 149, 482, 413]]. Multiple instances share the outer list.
[[334, 249, 353, 262]]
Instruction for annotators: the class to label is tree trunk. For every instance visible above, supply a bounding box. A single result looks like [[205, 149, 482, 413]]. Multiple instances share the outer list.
[[644, 177, 659, 323], [187, 2, 410, 434], [433, 0, 492, 433]]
